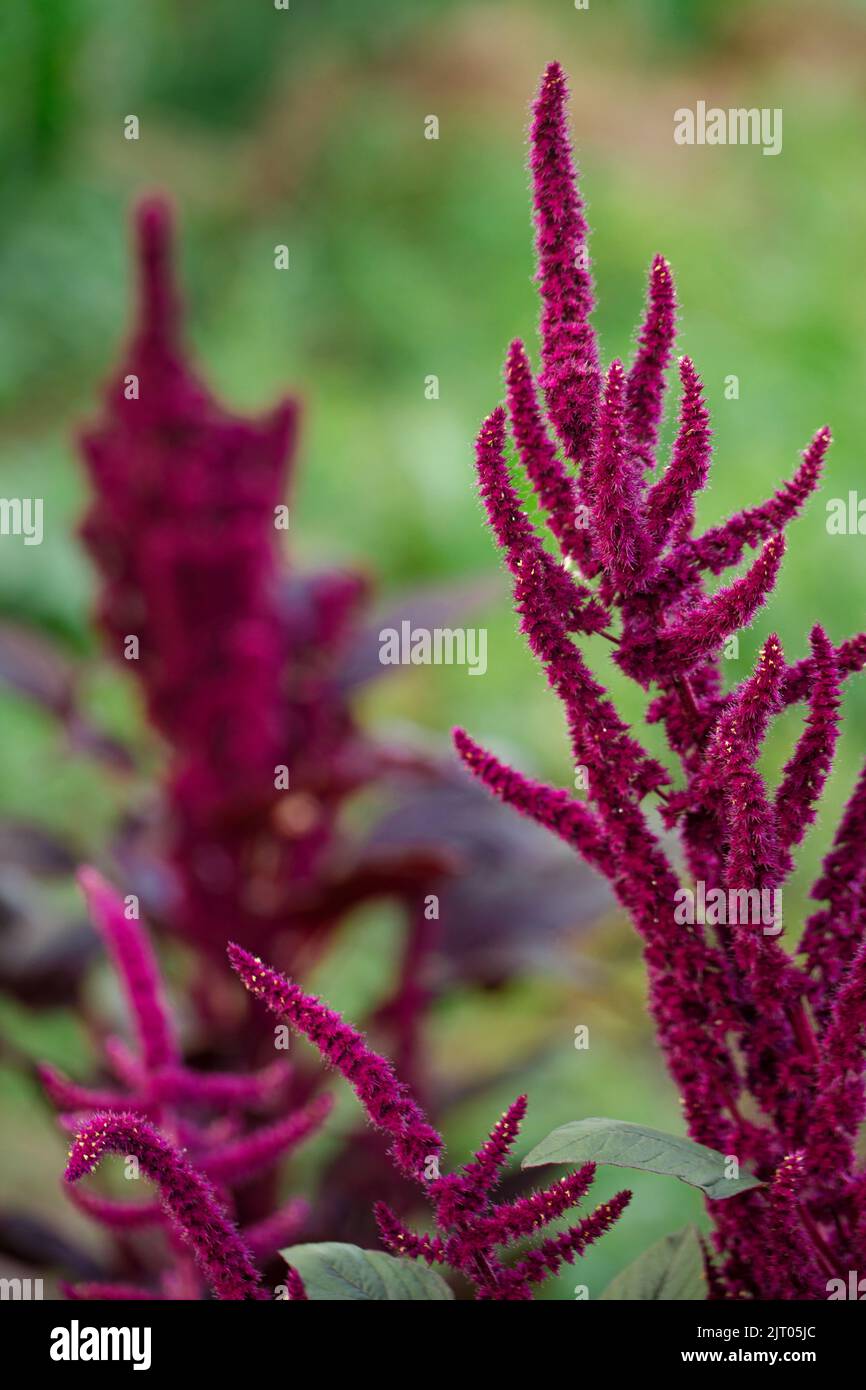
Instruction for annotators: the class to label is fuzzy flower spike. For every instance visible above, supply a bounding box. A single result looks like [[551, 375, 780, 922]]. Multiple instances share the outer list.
[[228, 943, 630, 1300], [65, 1114, 268, 1300], [78, 196, 395, 972], [44, 871, 330, 1300], [455, 61, 866, 1299]]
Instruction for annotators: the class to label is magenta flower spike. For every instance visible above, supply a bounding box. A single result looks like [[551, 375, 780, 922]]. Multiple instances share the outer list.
[[474, 406, 668, 802], [229, 946, 629, 1300], [458, 1094, 528, 1197], [647, 534, 785, 683], [661, 425, 830, 585], [374, 1205, 447, 1264], [284, 1266, 308, 1301], [775, 625, 841, 859], [589, 360, 652, 595], [780, 628, 866, 708], [77, 867, 178, 1073], [626, 255, 677, 470], [227, 942, 443, 1182], [470, 1164, 597, 1246], [44, 865, 332, 1300], [801, 757, 866, 1012], [61, 1282, 164, 1301], [505, 339, 586, 565], [103, 1036, 145, 1089], [474, 406, 610, 638], [80, 199, 295, 829], [803, 937, 866, 1196], [452, 729, 613, 875], [78, 194, 398, 972], [64, 1114, 268, 1300], [69, 1187, 162, 1230], [531, 62, 599, 474], [36, 1063, 148, 1115], [506, 1188, 632, 1290], [645, 356, 712, 550], [456, 60, 866, 1298], [242, 1199, 309, 1262], [474, 407, 538, 561], [201, 1094, 333, 1185], [148, 1059, 292, 1109], [716, 635, 786, 901]]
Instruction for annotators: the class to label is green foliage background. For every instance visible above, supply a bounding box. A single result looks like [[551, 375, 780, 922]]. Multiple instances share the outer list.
[[1, 0, 865, 1297]]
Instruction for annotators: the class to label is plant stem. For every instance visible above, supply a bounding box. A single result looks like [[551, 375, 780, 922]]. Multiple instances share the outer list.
[[799, 1204, 842, 1280]]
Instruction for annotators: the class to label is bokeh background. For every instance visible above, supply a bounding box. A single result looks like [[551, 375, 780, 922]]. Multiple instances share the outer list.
[[2, 0, 866, 1297]]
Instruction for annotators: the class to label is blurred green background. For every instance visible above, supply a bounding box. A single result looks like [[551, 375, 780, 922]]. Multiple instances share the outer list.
[[2, 0, 866, 1297]]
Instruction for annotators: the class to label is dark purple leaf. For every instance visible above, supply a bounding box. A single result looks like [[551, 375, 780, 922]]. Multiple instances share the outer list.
[[0, 624, 135, 771], [0, 870, 97, 1007], [0, 622, 74, 714], [0, 1214, 104, 1279], [366, 758, 612, 985], [0, 821, 78, 877]]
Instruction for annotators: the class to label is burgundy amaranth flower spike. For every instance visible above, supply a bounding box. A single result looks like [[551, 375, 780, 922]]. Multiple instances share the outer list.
[[81, 198, 296, 829], [627, 255, 677, 472], [77, 198, 404, 967], [283, 1265, 308, 1301], [454, 61, 866, 1299], [77, 865, 178, 1073], [61, 1282, 165, 1301], [77, 197, 451, 1112], [42, 870, 330, 1300], [644, 355, 711, 551], [64, 1114, 268, 1300], [228, 944, 630, 1301]]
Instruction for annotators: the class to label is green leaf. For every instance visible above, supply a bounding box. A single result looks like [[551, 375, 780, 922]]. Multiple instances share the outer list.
[[601, 1226, 707, 1301], [280, 1242, 454, 1301], [522, 1118, 762, 1199]]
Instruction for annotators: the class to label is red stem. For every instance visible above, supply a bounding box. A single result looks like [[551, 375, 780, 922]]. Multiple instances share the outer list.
[[788, 997, 820, 1066], [799, 1204, 843, 1280], [676, 675, 702, 724]]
